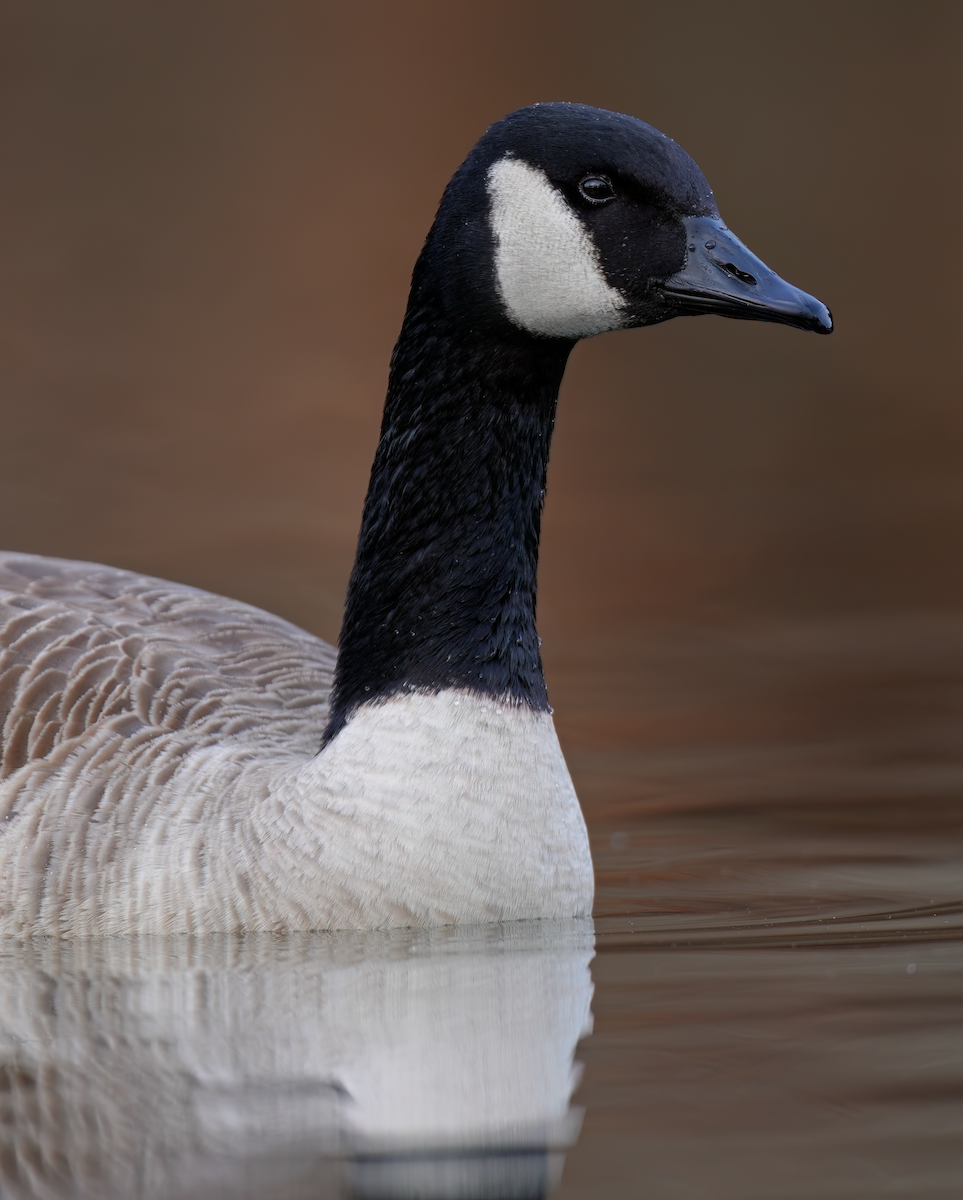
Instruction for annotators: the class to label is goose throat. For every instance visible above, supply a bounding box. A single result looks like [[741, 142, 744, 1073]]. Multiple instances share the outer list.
[[324, 298, 573, 744]]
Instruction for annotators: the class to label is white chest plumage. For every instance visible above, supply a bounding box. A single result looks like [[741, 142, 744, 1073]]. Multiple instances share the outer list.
[[0, 688, 593, 935], [275, 692, 594, 928]]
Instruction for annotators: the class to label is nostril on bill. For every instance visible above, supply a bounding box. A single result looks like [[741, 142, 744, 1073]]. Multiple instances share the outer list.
[[722, 262, 757, 285]]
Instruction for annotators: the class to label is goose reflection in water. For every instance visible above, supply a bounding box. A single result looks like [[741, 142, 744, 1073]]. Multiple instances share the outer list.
[[0, 921, 593, 1199]]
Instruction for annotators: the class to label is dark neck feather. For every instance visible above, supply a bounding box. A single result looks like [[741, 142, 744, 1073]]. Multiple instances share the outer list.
[[323, 285, 572, 743]]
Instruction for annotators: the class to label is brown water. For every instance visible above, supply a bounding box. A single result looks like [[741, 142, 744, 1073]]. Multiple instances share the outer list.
[[559, 617, 963, 1199], [0, 3, 961, 1197]]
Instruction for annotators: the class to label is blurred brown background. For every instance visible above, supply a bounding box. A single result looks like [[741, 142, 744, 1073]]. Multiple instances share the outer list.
[[0, 0, 961, 813]]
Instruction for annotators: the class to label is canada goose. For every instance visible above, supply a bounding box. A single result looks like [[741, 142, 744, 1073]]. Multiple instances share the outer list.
[[0, 103, 831, 935]]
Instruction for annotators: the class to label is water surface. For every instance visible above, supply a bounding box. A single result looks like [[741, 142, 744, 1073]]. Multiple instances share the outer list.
[[560, 615, 963, 1199]]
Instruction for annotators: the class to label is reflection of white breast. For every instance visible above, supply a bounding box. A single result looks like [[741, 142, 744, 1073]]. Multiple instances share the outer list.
[[0, 921, 594, 1199], [330, 925, 593, 1148]]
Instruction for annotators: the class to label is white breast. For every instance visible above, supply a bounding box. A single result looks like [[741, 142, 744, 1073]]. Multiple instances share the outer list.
[[487, 156, 626, 338], [268, 690, 594, 930]]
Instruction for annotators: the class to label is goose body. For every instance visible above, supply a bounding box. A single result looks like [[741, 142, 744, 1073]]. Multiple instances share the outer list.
[[0, 103, 831, 935]]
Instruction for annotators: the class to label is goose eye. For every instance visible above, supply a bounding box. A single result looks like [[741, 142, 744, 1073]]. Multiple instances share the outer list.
[[578, 175, 615, 203]]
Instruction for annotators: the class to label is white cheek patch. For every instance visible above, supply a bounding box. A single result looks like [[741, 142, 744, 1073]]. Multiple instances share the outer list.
[[487, 156, 626, 339]]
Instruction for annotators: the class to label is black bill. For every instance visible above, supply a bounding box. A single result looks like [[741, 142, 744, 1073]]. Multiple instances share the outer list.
[[660, 216, 833, 335]]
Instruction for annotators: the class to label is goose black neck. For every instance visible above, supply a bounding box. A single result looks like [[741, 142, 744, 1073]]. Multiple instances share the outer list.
[[323, 289, 572, 743]]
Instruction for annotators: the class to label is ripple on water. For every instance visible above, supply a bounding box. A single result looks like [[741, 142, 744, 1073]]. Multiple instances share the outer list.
[[554, 616, 963, 1199]]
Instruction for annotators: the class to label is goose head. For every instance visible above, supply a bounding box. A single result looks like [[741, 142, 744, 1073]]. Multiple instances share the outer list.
[[417, 100, 832, 341], [327, 102, 831, 744]]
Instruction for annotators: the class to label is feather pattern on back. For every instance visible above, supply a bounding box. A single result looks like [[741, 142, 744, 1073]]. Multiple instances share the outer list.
[[0, 552, 335, 782], [0, 553, 338, 934]]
